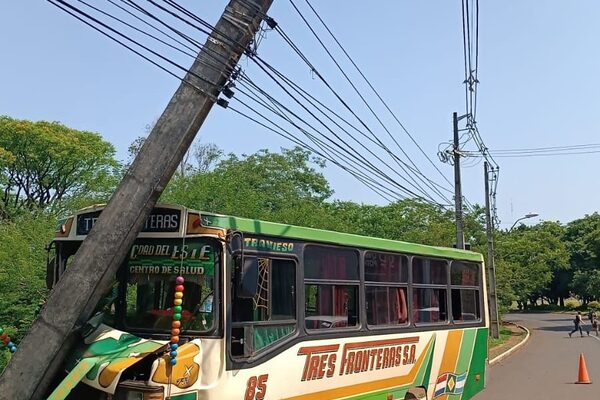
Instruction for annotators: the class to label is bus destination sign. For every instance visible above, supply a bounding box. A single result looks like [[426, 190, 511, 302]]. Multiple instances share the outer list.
[[76, 208, 182, 236]]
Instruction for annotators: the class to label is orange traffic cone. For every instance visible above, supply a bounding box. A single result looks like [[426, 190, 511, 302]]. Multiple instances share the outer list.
[[576, 353, 592, 384]]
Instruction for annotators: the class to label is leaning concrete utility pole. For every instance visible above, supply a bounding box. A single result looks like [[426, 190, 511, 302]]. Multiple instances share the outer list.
[[484, 161, 500, 338], [0, 0, 274, 398]]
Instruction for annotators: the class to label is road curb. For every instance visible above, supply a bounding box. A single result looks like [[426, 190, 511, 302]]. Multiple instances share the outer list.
[[489, 322, 531, 365]]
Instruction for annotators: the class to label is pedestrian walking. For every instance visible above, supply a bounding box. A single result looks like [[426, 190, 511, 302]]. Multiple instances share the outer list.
[[569, 311, 584, 337], [591, 313, 599, 337]]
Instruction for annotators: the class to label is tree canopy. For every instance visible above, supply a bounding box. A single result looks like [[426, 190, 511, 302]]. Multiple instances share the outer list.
[[0, 116, 119, 218]]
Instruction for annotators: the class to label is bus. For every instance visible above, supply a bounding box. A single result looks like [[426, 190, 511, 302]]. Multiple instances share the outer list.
[[46, 204, 488, 400]]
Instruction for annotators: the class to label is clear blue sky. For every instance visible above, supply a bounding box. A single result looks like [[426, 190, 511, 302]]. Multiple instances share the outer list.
[[2, 1, 599, 228]]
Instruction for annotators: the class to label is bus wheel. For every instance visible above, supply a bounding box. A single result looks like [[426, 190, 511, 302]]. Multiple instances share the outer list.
[[404, 387, 427, 400]]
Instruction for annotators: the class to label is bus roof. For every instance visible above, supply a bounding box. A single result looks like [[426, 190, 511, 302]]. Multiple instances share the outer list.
[[61, 204, 483, 262], [199, 211, 484, 263]]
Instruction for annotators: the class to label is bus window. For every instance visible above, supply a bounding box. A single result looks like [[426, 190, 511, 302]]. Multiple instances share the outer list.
[[123, 238, 219, 333], [305, 285, 358, 329], [231, 257, 296, 357], [304, 246, 359, 280], [365, 251, 408, 283], [304, 246, 359, 330], [451, 261, 480, 286], [413, 288, 448, 323], [412, 257, 448, 324], [451, 261, 481, 322], [366, 286, 407, 326], [451, 289, 480, 321], [364, 251, 408, 326], [412, 257, 447, 284], [125, 274, 212, 331]]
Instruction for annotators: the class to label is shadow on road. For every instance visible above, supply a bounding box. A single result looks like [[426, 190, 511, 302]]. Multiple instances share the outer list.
[[539, 318, 575, 322], [533, 325, 572, 332]]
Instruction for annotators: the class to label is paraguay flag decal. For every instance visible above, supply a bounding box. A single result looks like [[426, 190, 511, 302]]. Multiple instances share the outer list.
[[434, 372, 467, 397]]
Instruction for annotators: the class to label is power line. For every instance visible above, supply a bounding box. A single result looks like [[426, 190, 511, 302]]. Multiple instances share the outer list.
[[235, 75, 445, 204], [465, 149, 600, 158], [49, 0, 454, 208], [229, 84, 424, 203], [272, 24, 451, 203], [79, 0, 197, 59], [147, 0, 455, 205], [123, 0, 441, 203], [242, 57, 453, 204], [287, 0, 450, 195], [47, 0, 212, 88], [120, 0, 236, 74], [491, 143, 600, 154], [300, 0, 453, 189], [228, 104, 401, 203]]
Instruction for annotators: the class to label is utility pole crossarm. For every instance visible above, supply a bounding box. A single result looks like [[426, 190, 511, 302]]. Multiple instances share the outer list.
[[0, 1, 274, 399]]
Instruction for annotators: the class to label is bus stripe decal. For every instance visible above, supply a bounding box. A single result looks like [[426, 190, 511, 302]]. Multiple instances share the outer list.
[[438, 329, 464, 377], [433, 330, 465, 400], [456, 329, 477, 373], [461, 328, 488, 398], [447, 329, 477, 399], [418, 333, 437, 392], [283, 337, 434, 400]]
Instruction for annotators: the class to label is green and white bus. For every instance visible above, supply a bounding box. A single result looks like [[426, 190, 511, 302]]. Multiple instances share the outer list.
[[46, 204, 488, 400]]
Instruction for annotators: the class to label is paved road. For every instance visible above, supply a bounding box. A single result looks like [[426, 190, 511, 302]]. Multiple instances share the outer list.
[[477, 312, 600, 398]]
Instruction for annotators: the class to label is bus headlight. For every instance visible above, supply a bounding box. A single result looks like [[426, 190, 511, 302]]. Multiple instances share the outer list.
[[116, 381, 164, 400]]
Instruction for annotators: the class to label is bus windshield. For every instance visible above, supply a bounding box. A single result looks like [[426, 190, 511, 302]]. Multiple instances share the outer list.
[[123, 237, 220, 333]]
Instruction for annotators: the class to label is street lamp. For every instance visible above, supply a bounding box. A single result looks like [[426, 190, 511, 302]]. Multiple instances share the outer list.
[[509, 212, 540, 231]]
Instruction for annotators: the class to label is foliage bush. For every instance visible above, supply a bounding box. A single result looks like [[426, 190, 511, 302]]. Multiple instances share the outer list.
[[587, 301, 600, 312], [530, 303, 562, 311], [565, 300, 579, 311]]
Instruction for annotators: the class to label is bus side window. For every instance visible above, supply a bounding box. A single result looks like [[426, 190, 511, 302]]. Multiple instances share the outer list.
[[304, 246, 360, 331], [231, 257, 296, 358], [451, 261, 481, 322], [364, 251, 408, 327], [412, 257, 448, 324], [413, 287, 447, 323]]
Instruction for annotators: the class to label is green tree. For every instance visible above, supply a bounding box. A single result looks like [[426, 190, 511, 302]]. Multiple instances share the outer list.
[[161, 147, 333, 225], [563, 214, 600, 302], [330, 200, 453, 246], [495, 222, 569, 309], [0, 116, 119, 218], [0, 211, 55, 372]]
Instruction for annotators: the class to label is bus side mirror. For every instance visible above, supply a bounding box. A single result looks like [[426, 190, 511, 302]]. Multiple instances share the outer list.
[[237, 257, 259, 298], [227, 231, 258, 298], [228, 231, 243, 255]]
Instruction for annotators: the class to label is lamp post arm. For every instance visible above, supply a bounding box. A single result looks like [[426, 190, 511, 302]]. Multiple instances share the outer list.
[[509, 216, 526, 231]]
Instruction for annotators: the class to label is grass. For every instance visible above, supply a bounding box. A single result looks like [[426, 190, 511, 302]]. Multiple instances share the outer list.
[[489, 325, 518, 349]]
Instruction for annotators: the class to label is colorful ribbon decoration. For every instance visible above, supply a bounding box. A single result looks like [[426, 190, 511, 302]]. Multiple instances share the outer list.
[[169, 276, 185, 365], [0, 327, 17, 353]]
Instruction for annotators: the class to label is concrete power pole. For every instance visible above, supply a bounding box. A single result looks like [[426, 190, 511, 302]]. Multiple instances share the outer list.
[[453, 112, 465, 250], [484, 161, 500, 338], [0, 0, 274, 398]]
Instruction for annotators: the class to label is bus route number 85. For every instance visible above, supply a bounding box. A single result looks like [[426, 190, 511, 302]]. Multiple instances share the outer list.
[[245, 374, 269, 400]]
